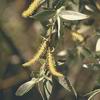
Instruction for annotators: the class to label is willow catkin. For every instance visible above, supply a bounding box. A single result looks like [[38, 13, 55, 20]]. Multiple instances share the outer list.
[[47, 48, 63, 77], [23, 40, 47, 67], [22, 0, 42, 17], [72, 32, 84, 42]]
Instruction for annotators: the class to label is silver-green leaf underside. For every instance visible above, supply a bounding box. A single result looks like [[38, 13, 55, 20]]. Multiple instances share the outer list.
[[59, 10, 89, 20], [16, 78, 37, 96]]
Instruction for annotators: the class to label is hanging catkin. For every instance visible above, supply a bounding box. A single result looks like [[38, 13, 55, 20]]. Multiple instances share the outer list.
[[23, 40, 47, 67], [22, 0, 42, 17], [47, 48, 63, 77]]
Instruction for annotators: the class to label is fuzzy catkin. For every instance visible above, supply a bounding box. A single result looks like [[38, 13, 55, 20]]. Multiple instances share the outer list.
[[23, 40, 47, 67], [47, 48, 63, 77], [22, 0, 42, 17], [72, 32, 84, 42]]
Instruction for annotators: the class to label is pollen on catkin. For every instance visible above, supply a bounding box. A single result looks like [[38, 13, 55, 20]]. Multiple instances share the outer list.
[[23, 40, 47, 67], [47, 48, 63, 77], [22, 0, 42, 17]]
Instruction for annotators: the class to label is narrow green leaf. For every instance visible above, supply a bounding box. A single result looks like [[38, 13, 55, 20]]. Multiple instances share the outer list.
[[30, 10, 55, 21], [58, 77, 70, 91]]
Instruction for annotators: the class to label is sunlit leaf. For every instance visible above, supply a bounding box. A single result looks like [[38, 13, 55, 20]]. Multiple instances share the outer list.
[[88, 89, 100, 100], [59, 10, 89, 20], [16, 78, 37, 96], [85, 5, 94, 12], [96, 0, 100, 10], [57, 16, 61, 38], [57, 50, 67, 57], [96, 38, 100, 52]]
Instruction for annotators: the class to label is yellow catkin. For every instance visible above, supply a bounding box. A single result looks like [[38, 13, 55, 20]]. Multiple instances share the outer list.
[[23, 40, 47, 67], [47, 48, 63, 77], [22, 0, 42, 17], [72, 32, 84, 42]]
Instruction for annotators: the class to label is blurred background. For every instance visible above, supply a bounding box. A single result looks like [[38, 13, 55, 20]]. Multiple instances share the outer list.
[[0, 0, 43, 100], [0, 0, 100, 100]]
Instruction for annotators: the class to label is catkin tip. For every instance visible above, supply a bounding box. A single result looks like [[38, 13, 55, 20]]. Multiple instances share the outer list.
[[22, 59, 36, 67], [22, 12, 27, 18], [22, 63, 30, 67], [22, 40, 47, 67]]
